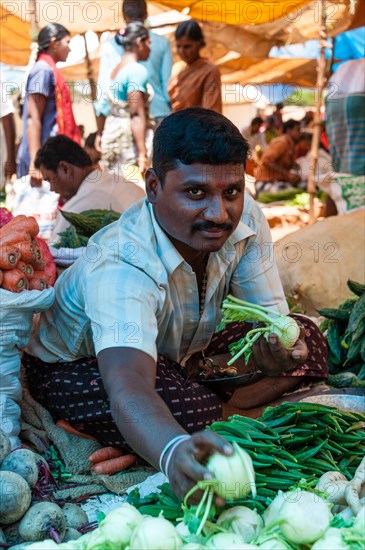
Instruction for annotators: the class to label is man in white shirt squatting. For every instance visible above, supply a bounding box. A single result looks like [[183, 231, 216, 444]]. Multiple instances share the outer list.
[[24, 108, 327, 501]]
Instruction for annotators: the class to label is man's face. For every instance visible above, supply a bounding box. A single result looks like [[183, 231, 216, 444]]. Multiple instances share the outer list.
[[289, 124, 301, 143], [146, 162, 245, 260], [40, 163, 73, 201]]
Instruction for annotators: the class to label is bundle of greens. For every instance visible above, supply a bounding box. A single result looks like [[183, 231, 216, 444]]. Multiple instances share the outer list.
[[219, 296, 300, 365], [54, 209, 121, 249], [319, 279, 365, 387]]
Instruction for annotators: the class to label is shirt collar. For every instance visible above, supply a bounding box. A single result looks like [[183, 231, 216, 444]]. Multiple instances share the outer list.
[[148, 203, 185, 276], [228, 218, 256, 246]]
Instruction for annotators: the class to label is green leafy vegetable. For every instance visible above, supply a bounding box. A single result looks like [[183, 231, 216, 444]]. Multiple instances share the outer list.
[[219, 296, 300, 365]]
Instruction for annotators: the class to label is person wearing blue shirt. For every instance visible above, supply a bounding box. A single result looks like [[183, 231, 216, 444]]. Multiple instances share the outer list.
[[95, 0, 172, 152]]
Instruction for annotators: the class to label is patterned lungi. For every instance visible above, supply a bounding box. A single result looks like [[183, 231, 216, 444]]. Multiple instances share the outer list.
[[23, 316, 327, 449]]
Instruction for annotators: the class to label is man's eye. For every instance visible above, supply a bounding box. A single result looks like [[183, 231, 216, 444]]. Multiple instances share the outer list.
[[225, 188, 239, 196], [187, 188, 204, 196]]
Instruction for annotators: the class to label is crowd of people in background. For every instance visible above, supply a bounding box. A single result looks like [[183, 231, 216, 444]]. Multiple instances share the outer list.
[[240, 108, 332, 197], [4, 0, 362, 222], [1, 0, 224, 190]]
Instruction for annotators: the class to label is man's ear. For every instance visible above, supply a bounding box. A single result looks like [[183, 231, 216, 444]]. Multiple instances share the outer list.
[[145, 168, 161, 203], [58, 160, 73, 176]]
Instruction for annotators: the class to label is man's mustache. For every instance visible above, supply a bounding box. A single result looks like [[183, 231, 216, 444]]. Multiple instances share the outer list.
[[192, 221, 233, 231]]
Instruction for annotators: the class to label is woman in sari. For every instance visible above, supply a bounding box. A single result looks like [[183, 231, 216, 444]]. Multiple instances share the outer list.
[[17, 24, 80, 185], [101, 22, 152, 176], [168, 20, 222, 114]]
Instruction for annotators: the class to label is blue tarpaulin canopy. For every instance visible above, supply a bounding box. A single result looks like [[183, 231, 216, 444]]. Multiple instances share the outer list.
[[270, 27, 365, 68]]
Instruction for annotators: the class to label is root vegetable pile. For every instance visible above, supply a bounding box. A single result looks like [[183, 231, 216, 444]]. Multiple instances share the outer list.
[[0, 215, 56, 292]]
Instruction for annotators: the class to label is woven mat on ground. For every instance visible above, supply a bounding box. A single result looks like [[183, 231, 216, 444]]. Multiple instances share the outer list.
[[19, 368, 155, 500]]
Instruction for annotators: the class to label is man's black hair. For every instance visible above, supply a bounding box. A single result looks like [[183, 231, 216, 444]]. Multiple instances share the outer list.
[[283, 119, 300, 134], [34, 135, 93, 171], [251, 117, 263, 126], [85, 132, 97, 148], [152, 108, 249, 183], [122, 0, 147, 21]]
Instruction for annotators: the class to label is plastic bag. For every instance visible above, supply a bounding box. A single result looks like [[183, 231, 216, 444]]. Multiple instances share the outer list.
[[48, 245, 85, 268], [318, 172, 365, 214], [0, 287, 55, 448], [6, 175, 60, 241]]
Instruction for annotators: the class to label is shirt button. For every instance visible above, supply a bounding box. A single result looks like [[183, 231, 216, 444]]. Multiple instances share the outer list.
[[187, 289, 193, 295], [190, 319, 195, 323]]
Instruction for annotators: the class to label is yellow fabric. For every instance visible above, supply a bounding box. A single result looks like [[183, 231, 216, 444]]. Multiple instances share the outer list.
[[221, 57, 318, 88], [0, 6, 33, 65], [0, 0, 362, 87], [156, 0, 313, 25]]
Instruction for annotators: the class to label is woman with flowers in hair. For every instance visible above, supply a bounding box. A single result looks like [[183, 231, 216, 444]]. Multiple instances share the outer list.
[[101, 21, 152, 176], [17, 23, 80, 185]]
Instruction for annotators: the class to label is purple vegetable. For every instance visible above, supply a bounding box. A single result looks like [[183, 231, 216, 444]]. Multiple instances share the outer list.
[[0, 208, 13, 229]]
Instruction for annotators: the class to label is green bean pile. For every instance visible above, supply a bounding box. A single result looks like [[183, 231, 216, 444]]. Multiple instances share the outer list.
[[210, 402, 365, 512]]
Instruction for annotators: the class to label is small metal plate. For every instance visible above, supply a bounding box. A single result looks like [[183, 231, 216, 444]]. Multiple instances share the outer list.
[[199, 370, 265, 390], [300, 391, 365, 413]]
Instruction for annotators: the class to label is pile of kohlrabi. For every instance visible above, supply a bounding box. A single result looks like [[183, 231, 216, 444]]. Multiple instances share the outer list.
[[23, 446, 364, 550]]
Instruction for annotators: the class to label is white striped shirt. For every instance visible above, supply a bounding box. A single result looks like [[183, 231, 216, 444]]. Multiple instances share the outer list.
[[28, 195, 288, 364]]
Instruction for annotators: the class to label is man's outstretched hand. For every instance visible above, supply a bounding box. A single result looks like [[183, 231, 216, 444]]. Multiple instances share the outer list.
[[167, 431, 233, 502]]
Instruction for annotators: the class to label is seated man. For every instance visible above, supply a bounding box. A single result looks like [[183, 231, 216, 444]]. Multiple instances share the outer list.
[[256, 119, 303, 194], [241, 116, 267, 161], [24, 109, 327, 500], [34, 135, 145, 244]]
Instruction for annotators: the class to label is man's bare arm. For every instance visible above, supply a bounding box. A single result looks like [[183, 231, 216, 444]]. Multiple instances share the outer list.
[[97, 347, 232, 499]]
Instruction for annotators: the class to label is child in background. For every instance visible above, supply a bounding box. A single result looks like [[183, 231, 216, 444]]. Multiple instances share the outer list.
[[84, 132, 102, 165]]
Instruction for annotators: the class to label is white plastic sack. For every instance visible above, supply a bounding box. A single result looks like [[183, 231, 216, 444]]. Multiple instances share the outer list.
[[318, 172, 365, 214], [6, 175, 60, 241], [0, 287, 55, 448], [48, 245, 85, 267]]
